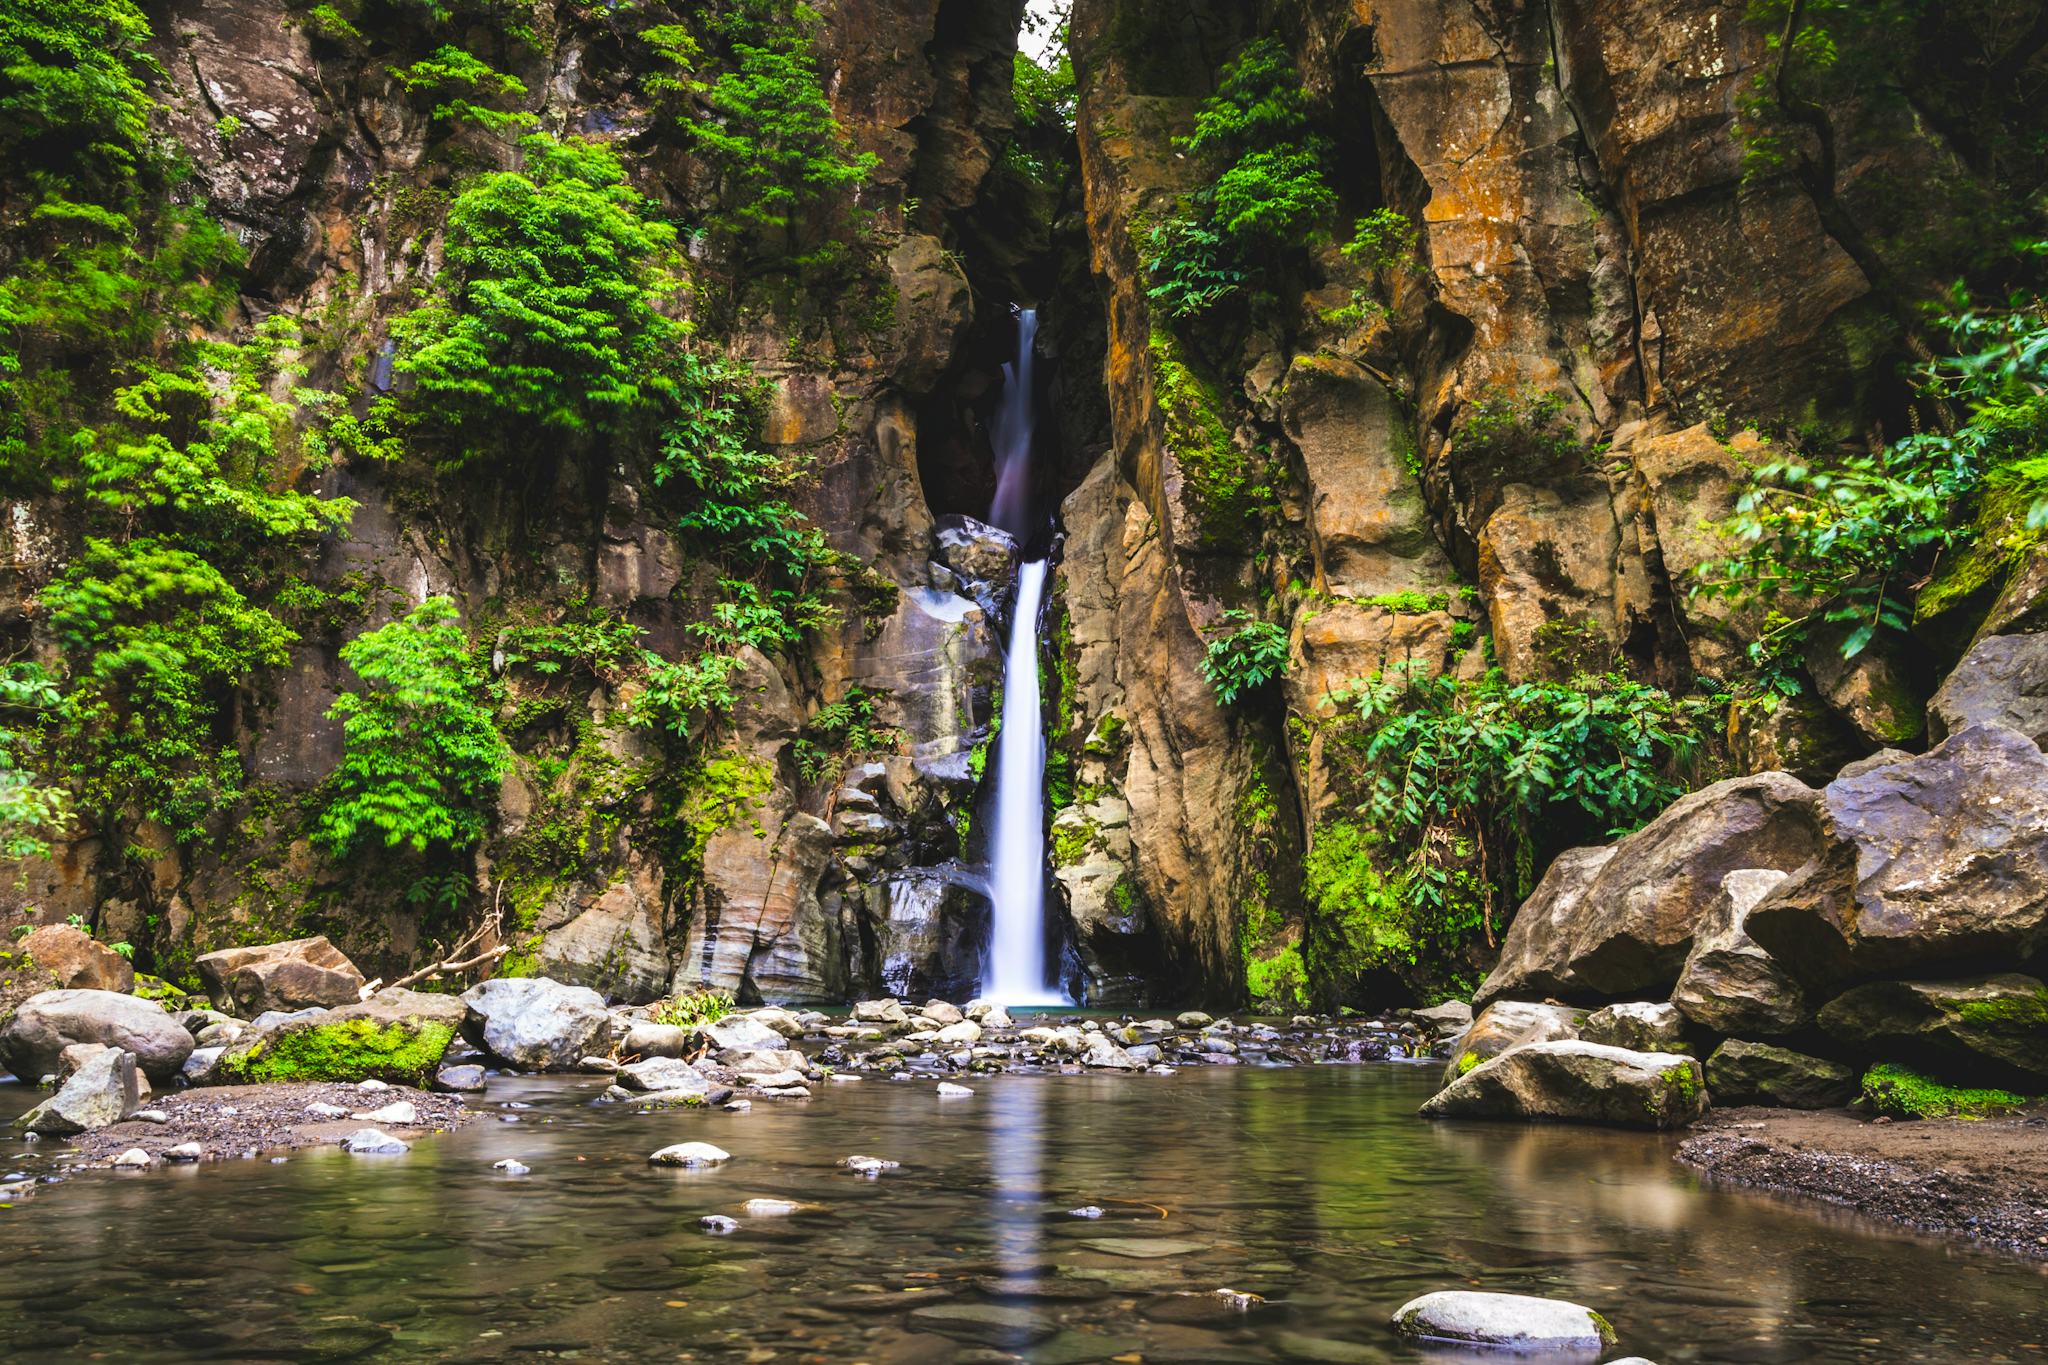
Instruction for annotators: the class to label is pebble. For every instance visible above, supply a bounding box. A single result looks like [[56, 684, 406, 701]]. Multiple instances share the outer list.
[[493, 1159, 531, 1175], [741, 1197, 801, 1216], [648, 1142, 731, 1168], [724, 1099, 752, 1112], [110, 1149, 152, 1169], [937, 1082, 974, 1098], [306, 1102, 350, 1118], [132, 1110, 169, 1125], [357, 1079, 390, 1092], [163, 1143, 204, 1163], [700, 1215, 740, 1234], [839, 1154, 900, 1177]]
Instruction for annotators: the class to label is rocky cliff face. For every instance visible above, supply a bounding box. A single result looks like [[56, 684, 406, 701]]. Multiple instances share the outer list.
[[2, 0, 2038, 1009]]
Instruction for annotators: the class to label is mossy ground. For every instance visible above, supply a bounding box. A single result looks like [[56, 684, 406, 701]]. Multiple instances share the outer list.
[[1860, 1062, 2031, 1119], [216, 1018, 457, 1086]]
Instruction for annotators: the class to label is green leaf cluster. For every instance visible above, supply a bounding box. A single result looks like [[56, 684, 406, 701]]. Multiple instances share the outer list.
[[0, 663, 68, 859], [1143, 37, 1336, 321], [317, 597, 509, 857], [1201, 608, 1290, 706]]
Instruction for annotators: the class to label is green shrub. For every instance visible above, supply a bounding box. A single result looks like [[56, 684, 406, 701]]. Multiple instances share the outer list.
[[390, 44, 532, 131], [1860, 1062, 2029, 1119], [1144, 37, 1335, 320], [1201, 609, 1289, 705], [0, 664, 68, 859], [650, 988, 736, 1029], [317, 598, 509, 856]]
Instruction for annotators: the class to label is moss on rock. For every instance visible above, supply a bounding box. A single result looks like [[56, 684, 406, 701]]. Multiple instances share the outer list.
[[216, 1018, 458, 1087], [1859, 1062, 2030, 1120]]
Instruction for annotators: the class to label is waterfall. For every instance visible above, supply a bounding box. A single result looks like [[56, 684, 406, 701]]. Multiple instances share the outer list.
[[981, 307, 1065, 1004]]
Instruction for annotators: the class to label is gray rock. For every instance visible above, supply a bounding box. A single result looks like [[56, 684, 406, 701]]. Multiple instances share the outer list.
[[163, 1143, 204, 1162], [15, 1048, 139, 1135], [619, 1021, 694, 1058], [340, 1128, 409, 1155], [695, 1015, 788, 1053], [1, 990, 195, 1083], [110, 1147, 152, 1169], [354, 1100, 418, 1126], [1479, 773, 1824, 1006], [172, 1009, 240, 1038], [700, 1214, 739, 1233], [1670, 869, 1806, 1036], [1175, 1011, 1213, 1029], [1410, 1001, 1473, 1034], [181, 1047, 224, 1083], [1748, 725, 2048, 984], [1579, 1002, 1688, 1053], [1421, 1041, 1707, 1130], [1928, 633, 2048, 748], [461, 978, 612, 1071], [306, 1102, 349, 1118], [920, 1000, 965, 1026], [617, 1056, 711, 1094], [1391, 1291, 1616, 1354], [649, 1142, 729, 1167], [852, 998, 911, 1026], [248, 1007, 326, 1032], [1816, 973, 2048, 1084], [838, 1154, 899, 1177], [1705, 1040, 1857, 1108], [1443, 1000, 1581, 1087], [907, 1300, 1055, 1347], [493, 1159, 530, 1175], [434, 1064, 487, 1093], [936, 1081, 974, 1097], [13, 925, 132, 993], [195, 935, 366, 1015]]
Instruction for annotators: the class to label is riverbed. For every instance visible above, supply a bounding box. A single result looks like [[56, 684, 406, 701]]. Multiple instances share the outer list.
[[2, 1064, 2044, 1362]]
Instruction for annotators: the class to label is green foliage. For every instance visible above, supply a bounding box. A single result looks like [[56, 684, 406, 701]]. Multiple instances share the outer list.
[[1149, 327, 1272, 539], [1860, 1062, 2030, 1119], [1456, 387, 1590, 481], [215, 1017, 457, 1086], [45, 540, 296, 840], [1696, 287, 2048, 672], [1302, 819, 1481, 982], [1144, 37, 1335, 321], [794, 687, 899, 785], [1013, 49, 1076, 135], [390, 44, 533, 130], [0, 663, 68, 859], [650, 987, 735, 1029], [499, 601, 642, 681], [389, 133, 687, 462], [1336, 662, 1718, 928], [663, 0, 877, 266], [1245, 942, 1309, 1012], [1201, 609, 1289, 706], [318, 598, 509, 857]]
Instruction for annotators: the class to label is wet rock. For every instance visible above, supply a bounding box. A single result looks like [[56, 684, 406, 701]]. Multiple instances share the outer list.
[[579, 1055, 619, 1074], [1084, 1034, 1145, 1070], [936, 1081, 974, 1097], [648, 1142, 730, 1167], [838, 1154, 899, 1177], [741, 1197, 801, 1216], [934, 1019, 983, 1045], [461, 978, 612, 1071], [1422, 1041, 1706, 1130], [1669, 869, 1806, 1037], [493, 1159, 530, 1175], [1579, 1002, 1688, 1053], [1817, 974, 2048, 1085], [248, 1006, 325, 1032], [920, 1000, 965, 1026], [1479, 774, 1823, 1005], [1928, 634, 2048, 748], [181, 1048, 224, 1083], [14, 1048, 139, 1135], [1748, 726, 2048, 984], [1443, 1001, 1581, 1086], [340, 1128, 409, 1155], [1806, 631, 1925, 747], [1, 989, 195, 1084], [619, 1021, 694, 1058], [966, 1001, 1013, 1027], [746, 1007, 808, 1038], [933, 516, 1020, 617], [1391, 1291, 1616, 1353], [434, 1064, 487, 1093], [1704, 1041, 1857, 1109], [695, 1015, 789, 1053], [852, 998, 912, 1026], [700, 1214, 739, 1233], [12, 926, 132, 994], [617, 1057, 712, 1094], [907, 1301, 1056, 1347], [163, 1142, 204, 1162], [1410, 1001, 1473, 1035], [110, 1148, 152, 1169], [195, 936, 366, 1016], [1175, 1011, 1213, 1029]]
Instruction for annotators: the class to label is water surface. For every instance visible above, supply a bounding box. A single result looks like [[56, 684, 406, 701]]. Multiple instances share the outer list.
[[1, 1065, 2043, 1362]]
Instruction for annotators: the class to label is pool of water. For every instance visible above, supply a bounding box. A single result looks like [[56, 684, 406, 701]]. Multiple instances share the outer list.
[[1, 1064, 2043, 1362]]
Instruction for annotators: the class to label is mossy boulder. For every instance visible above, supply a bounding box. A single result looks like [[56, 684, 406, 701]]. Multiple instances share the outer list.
[[1859, 1062, 2031, 1120], [1818, 973, 2048, 1087], [213, 989, 465, 1086], [1705, 1040, 1857, 1109], [1421, 1040, 1707, 1130]]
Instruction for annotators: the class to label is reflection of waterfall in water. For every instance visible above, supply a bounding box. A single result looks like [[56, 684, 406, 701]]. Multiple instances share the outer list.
[[986, 1079, 1048, 1297], [982, 308, 1065, 1004]]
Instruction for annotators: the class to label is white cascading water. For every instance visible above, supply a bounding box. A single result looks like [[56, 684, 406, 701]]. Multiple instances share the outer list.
[[982, 307, 1064, 1004]]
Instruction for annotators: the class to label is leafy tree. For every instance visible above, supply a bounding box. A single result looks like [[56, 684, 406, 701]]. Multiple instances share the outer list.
[[1144, 37, 1336, 320], [390, 45, 533, 131], [318, 597, 508, 856], [1201, 609, 1289, 705], [388, 132, 687, 462]]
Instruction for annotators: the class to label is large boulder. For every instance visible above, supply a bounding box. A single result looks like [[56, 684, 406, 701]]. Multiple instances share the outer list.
[[1927, 634, 2048, 748], [0, 990, 193, 1083], [1443, 1000, 1582, 1086], [1669, 869, 1808, 1037], [14, 1047, 139, 1134], [1704, 1040, 1857, 1109], [212, 988, 466, 1086], [1421, 1040, 1707, 1130], [695, 1014, 788, 1055], [1816, 974, 2048, 1086], [462, 978, 613, 1071], [1477, 774, 1823, 1006], [195, 936, 366, 1016], [13, 926, 133, 993], [1579, 1001, 1688, 1053], [1746, 725, 2048, 985]]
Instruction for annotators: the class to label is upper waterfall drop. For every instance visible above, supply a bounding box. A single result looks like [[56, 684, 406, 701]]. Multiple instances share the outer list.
[[981, 306, 1065, 1005]]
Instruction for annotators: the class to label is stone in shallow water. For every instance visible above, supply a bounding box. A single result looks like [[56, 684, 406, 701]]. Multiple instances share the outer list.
[[163, 1143, 203, 1162], [906, 1301, 1057, 1346], [741, 1197, 801, 1216], [1067, 1205, 1106, 1218], [838, 1154, 899, 1177], [493, 1159, 530, 1175], [434, 1064, 487, 1092], [1390, 1290, 1616, 1354], [936, 1082, 974, 1097], [353, 1100, 418, 1126], [700, 1215, 739, 1234], [1079, 1237, 1210, 1259], [340, 1128, 409, 1155], [648, 1142, 729, 1167], [110, 1148, 151, 1169]]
